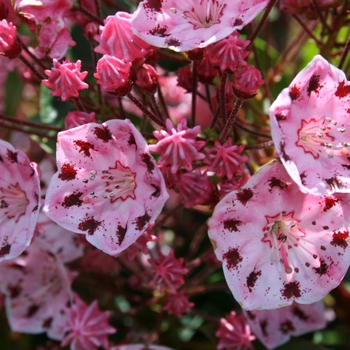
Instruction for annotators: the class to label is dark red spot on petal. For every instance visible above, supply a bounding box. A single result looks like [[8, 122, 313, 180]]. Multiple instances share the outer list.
[[74, 140, 95, 157], [42, 317, 53, 329], [58, 163, 77, 181], [165, 38, 181, 47], [325, 176, 344, 191], [223, 219, 242, 232], [7, 284, 22, 298], [116, 224, 127, 245], [281, 281, 301, 299], [246, 311, 256, 320], [323, 196, 339, 212], [223, 247, 242, 270], [94, 125, 112, 142], [0, 155, 3, 162], [268, 177, 289, 191], [149, 24, 169, 37], [62, 192, 83, 208], [293, 306, 309, 321], [275, 113, 287, 122], [6, 149, 18, 163], [141, 153, 155, 173], [280, 320, 295, 334], [0, 244, 11, 257], [247, 270, 261, 292], [313, 259, 329, 275], [134, 212, 151, 231], [307, 75, 321, 95], [26, 304, 40, 318], [335, 80, 350, 98], [233, 18, 243, 26], [143, 0, 162, 12], [236, 188, 253, 205], [331, 230, 349, 249], [280, 141, 291, 161], [260, 320, 268, 337], [289, 85, 301, 100], [128, 133, 137, 148], [78, 217, 101, 235], [151, 184, 160, 198]]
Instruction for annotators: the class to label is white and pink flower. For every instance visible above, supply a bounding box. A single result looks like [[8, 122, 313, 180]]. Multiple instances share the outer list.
[[244, 301, 326, 349], [0, 139, 40, 261], [131, 0, 269, 52], [208, 160, 350, 310], [269, 55, 350, 195], [43, 119, 169, 256]]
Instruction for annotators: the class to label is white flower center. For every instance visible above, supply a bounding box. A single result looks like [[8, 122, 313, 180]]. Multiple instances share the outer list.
[[297, 117, 349, 159], [173, 0, 226, 29], [81, 161, 136, 203], [263, 212, 306, 275], [0, 183, 28, 223]]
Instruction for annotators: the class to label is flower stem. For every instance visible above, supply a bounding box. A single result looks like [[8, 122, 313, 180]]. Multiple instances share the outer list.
[[219, 98, 243, 143], [191, 60, 198, 127], [127, 92, 166, 128]]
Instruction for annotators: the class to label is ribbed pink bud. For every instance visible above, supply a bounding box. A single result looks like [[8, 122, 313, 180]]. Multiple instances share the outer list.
[[0, 19, 21, 58]]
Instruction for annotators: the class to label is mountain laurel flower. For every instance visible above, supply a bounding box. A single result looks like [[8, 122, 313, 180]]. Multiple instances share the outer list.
[[135, 64, 159, 94], [176, 169, 214, 208], [163, 290, 194, 317], [204, 139, 248, 180], [0, 19, 21, 58], [147, 250, 188, 293], [94, 12, 152, 65], [207, 31, 250, 73], [0, 238, 73, 337], [60, 296, 116, 350], [94, 55, 133, 96], [269, 54, 350, 195], [216, 311, 255, 350], [64, 111, 96, 129], [42, 59, 88, 101], [208, 160, 350, 310], [0, 139, 40, 261], [244, 301, 326, 349], [131, 0, 269, 52], [233, 65, 264, 99], [43, 119, 169, 256], [149, 118, 206, 173]]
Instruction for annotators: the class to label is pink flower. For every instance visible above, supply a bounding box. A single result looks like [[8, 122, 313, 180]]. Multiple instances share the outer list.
[[37, 211, 85, 263], [94, 55, 133, 95], [147, 250, 188, 293], [0, 19, 21, 58], [163, 290, 194, 316], [149, 118, 206, 173], [0, 139, 40, 261], [42, 59, 88, 101], [216, 311, 255, 350], [13, 0, 75, 59], [207, 31, 250, 73], [60, 295, 116, 350], [176, 169, 214, 208], [94, 12, 152, 64], [269, 55, 350, 195], [136, 64, 159, 94], [131, 0, 269, 52], [205, 139, 248, 180], [244, 301, 326, 349], [43, 119, 169, 256], [0, 238, 73, 336], [207, 160, 350, 310], [234, 65, 264, 99], [65, 111, 96, 129]]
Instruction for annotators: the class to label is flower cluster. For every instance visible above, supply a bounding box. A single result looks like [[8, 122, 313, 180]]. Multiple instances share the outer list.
[[1, 1, 350, 350]]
